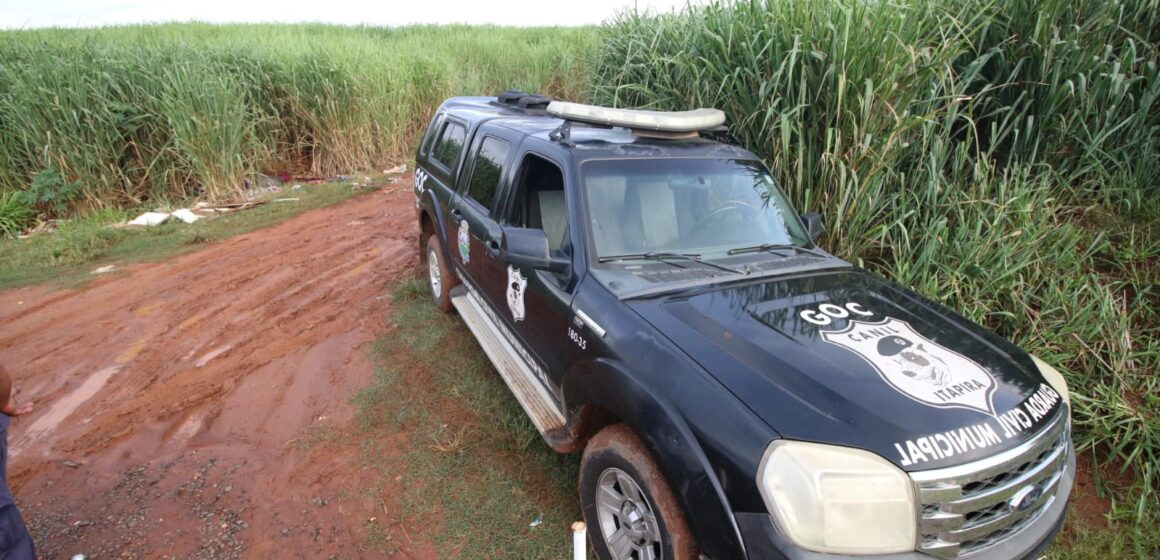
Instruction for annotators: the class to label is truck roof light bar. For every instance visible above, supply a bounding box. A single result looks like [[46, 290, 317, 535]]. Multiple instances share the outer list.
[[546, 101, 726, 135]]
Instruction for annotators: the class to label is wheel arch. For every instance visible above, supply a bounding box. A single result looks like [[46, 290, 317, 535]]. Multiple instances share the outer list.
[[417, 190, 455, 273], [561, 358, 749, 559]]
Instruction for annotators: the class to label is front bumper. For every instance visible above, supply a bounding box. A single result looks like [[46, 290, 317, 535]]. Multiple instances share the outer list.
[[737, 443, 1076, 560]]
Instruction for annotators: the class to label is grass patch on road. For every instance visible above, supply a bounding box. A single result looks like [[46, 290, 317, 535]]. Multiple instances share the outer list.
[[0, 182, 364, 290], [354, 279, 580, 559]]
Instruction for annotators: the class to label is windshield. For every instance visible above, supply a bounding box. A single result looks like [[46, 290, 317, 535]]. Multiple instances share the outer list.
[[581, 158, 809, 260]]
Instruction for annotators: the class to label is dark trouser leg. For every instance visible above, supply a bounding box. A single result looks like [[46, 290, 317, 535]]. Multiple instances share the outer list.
[[0, 504, 36, 560]]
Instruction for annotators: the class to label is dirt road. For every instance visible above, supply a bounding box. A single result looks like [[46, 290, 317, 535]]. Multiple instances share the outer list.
[[0, 185, 429, 558]]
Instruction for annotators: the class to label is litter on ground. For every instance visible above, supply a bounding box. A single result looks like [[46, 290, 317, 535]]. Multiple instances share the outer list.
[[127, 212, 171, 226], [170, 209, 201, 224]]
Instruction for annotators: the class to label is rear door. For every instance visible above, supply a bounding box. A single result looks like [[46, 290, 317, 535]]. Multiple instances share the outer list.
[[451, 123, 518, 298], [422, 115, 470, 273]]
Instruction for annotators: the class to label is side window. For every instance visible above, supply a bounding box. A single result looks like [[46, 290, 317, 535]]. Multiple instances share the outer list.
[[508, 154, 568, 252], [418, 113, 443, 156], [432, 121, 467, 171], [463, 136, 511, 213]]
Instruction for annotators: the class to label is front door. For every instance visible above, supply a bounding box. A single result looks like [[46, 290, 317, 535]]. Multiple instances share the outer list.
[[491, 151, 578, 395]]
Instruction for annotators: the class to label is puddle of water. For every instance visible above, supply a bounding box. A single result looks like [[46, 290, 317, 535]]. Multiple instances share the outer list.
[[22, 365, 121, 444]]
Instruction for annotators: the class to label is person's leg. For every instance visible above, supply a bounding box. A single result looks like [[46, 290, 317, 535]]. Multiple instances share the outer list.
[[0, 504, 36, 560]]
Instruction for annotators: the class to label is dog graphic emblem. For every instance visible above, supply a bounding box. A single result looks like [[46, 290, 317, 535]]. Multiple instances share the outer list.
[[822, 317, 998, 415], [507, 266, 527, 322], [457, 220, 470, 263]]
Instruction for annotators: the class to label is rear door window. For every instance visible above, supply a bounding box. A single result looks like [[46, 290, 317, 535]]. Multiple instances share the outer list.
[[418, 113, 444, 157], [462, 136, 511, 213], [431, 121, 467, 172]]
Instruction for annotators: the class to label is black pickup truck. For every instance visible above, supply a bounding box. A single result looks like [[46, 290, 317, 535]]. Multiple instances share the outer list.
[[412, 91, 1074, 560]]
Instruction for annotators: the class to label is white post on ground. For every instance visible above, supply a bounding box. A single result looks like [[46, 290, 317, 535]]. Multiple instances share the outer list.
[[572, 521, 587, 560]]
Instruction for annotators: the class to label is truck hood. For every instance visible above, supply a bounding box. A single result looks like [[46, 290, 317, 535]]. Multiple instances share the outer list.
[[629, 268, 1066, 470]]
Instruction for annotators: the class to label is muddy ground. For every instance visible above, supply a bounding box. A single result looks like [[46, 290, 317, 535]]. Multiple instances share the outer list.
[[0, 184, 432, 559], [0, 181, 1112, 559]]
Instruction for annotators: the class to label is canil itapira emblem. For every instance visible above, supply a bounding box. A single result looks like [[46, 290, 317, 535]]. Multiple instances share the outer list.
[[821, 317, 998, 415]]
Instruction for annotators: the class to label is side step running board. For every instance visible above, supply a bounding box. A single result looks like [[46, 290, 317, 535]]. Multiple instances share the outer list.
[[450, 286, 566, 436]]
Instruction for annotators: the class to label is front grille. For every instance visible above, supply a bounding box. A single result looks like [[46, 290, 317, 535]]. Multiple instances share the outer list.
[[910, 412, 1070, 558]]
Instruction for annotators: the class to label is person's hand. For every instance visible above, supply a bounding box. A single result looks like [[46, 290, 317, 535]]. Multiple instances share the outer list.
[[2, 385, 34, 417]]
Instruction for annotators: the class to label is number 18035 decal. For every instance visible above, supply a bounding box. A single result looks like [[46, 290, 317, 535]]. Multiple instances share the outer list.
[[568, 327, 588, 350]]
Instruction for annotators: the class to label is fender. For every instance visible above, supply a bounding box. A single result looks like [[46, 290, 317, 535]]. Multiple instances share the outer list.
[[418, 182, 449, 243], [417, 179, 461, 279], [561, 357, 772, 559]]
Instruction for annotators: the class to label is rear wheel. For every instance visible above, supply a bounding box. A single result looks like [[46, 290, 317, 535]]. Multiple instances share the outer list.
[[425, 233, 456, 312], [580, 424, 699, 560]]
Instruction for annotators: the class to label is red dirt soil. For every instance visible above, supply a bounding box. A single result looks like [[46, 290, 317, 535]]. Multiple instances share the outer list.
[[0, 185, 434, 559], [0, 181, 1112, 559]]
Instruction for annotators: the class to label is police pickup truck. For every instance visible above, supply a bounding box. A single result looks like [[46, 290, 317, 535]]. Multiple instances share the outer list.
[[412, 91, 1074, 560]]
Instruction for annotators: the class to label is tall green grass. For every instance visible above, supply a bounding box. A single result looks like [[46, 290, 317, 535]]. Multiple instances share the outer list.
[[0, 24, 595, 211], [589, 0, 1159, 546]]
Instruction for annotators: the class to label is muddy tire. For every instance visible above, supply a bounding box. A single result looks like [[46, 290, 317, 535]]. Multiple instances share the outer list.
[[425, 233, 456, 313], [580, 424, 699, 560]]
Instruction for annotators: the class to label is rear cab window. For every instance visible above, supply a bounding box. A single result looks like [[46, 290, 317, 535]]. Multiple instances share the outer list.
[[431, 120, 468, 177], [417, 113, 444, 157]]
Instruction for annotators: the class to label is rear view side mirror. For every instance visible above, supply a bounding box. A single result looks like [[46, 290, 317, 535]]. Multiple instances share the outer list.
[[800, 212, 825, 242], [501, 227, 569, 273]]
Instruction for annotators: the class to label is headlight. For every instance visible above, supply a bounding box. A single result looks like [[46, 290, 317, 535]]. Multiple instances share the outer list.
[[1030, 354, 1071, 407], [757, 440, 915, 554]]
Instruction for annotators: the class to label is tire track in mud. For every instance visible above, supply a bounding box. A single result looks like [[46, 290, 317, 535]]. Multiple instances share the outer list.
[[0, 184, 433, 559]]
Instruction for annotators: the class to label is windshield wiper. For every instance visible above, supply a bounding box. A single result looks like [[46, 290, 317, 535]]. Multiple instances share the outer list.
[[598, 251, 744, 274], [727, 243, 829, 258]]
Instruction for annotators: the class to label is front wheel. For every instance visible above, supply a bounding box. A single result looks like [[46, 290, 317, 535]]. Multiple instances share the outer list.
[[580, 424, 699, 560], [425, 233, 456, 313]]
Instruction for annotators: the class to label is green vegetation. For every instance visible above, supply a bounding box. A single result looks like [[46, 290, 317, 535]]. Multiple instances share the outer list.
[[0, 191, 34, 238], [354, 280, 578, 558], [0, 183, 363, 290], [0, 24, 594, 215], [590, 0, 1158, 555], [1, 6, 1155, 556]]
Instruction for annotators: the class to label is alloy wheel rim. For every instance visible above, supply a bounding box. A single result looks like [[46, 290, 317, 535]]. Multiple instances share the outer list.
[[428, 246, 441, 298], [595, 468, 661, 560]]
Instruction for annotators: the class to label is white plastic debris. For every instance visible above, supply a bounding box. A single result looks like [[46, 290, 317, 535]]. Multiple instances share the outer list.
[[385, 164, 407, 174], [72, 555, 86, 560], [91, 265, 115, 275], [128, 212, 170, 226], [170, 209, 201, 224], [572, 521, 587, 560], [529, 514, 543, 528]]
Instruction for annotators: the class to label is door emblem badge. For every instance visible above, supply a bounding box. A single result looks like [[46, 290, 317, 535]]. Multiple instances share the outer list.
[[457, 220, 470, 263], [821, 316, 998, 416], [507, 266, 527, 322]]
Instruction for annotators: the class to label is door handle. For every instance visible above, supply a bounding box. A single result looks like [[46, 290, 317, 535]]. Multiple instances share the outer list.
[[486, 239, 501, 257], [451, 208, 463, 220]]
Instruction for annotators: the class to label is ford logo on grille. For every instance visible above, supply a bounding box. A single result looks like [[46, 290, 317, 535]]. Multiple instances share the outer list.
[[1007, 484, 1044, 513]]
